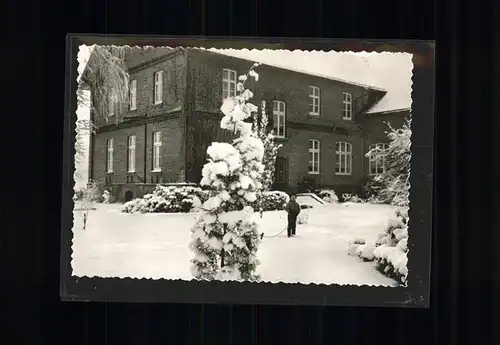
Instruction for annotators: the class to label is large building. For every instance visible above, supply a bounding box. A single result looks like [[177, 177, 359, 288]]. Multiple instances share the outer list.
[[84, 47, 410, 202]]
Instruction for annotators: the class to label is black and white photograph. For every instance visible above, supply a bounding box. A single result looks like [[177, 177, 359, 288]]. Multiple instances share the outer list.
[[62, 36, 434, 305]]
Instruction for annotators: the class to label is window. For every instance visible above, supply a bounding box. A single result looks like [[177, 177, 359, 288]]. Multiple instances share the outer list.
[[309, 86, 320, 115], [222, 69, 237, 100], [368, 143, 389, 175], [272, 100, 286, 138], [154, 71, 163, 104], [108, 93, 118, 116], [129, 79, 137, 110], [308, 139, 320, 174], [152, 131, 162, 171], [127, 135, 136, 173], [335, 141, 352, 175], [342, 92, 352, 120], [106, 138, 114, 173], [275, 157, 287, 183]]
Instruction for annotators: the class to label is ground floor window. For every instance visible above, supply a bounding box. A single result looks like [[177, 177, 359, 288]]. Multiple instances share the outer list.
[[308, 139, 320, 174], [335, 141, 352, 175], [368, 143, 389, 175]]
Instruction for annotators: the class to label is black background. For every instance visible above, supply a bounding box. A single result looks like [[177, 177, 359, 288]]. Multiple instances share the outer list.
[[2, 0, 497, 343]]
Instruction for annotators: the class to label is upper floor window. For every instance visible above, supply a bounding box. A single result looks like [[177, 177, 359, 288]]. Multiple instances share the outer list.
[[309, 86, 320, 115], [152, 131, 162, 171], [154, 71, 163, 104], [368, 143, 389, 175], [222, 69, 237, 100], [108, 93, 118, 116], [308, 139, 320, 174], [106, 138, 114, 173], [129, 79, 137, 110], [127, 135, 136, 173], [272, 100, 286, 138], [342, 92, 352, 120], [335, 141, 352, 175]]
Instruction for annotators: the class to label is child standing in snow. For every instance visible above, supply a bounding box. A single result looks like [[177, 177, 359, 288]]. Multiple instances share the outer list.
[[285, 195, 301, 237]]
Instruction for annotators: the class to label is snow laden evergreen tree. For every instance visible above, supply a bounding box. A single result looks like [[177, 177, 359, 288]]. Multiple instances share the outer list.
[[366, 118, 412, 206], [189, 64, 265, 282], [252, 101, 282, 191]]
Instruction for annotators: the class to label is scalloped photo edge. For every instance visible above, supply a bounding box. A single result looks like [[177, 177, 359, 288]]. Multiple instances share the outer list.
[[61, 35, 434, 307]]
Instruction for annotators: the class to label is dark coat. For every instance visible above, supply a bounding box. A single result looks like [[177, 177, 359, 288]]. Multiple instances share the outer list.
[[285, 200, 301, 216]]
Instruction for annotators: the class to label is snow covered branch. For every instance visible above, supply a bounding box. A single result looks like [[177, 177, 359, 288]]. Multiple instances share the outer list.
[[190, 63, 265, 281]]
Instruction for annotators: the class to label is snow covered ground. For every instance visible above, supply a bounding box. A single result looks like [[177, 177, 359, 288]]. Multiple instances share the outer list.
[[71, 202, 400, 286]]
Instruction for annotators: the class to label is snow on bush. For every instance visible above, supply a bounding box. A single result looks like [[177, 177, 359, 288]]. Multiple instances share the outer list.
[[342, 193, 366, 203], [253, 190, 289, 212], [121, 185, 209, 214], [365, 119, 412, 207], [347, 208, 409, 284], [316, 189, 339, 203], [190, 64, 265, 282]]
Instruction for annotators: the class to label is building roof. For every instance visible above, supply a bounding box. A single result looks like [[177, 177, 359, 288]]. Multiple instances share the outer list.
[[193, 47, 387, 93], [79, 46, 412, 115], [197, 48, 412, 115]]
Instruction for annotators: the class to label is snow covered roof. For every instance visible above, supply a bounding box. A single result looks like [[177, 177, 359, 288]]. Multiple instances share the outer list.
[[193, 48, 386, 93], [196, 48, 412, 115]]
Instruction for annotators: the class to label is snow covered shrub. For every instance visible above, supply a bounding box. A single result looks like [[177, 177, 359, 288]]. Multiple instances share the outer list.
[[297, 209, 309, 224], [252, 190, 289, 212], [121, 185, 209, 213], [349, 209, 409, 284], [316, 189, 339, 203], [347, 238, 366, 256], [190, 64, 265, 282], [365, 119, 412, 207], [342, 193, 366, 203]]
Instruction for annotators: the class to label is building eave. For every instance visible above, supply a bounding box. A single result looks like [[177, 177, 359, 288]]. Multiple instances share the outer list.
[[365, 107, 411, 115]]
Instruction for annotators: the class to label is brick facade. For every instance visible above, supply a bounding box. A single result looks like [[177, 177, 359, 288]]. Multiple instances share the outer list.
[[87, 47, 411, 201]]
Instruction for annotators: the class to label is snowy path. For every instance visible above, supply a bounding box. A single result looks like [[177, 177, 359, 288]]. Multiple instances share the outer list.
[[72, 203, 399, 286]]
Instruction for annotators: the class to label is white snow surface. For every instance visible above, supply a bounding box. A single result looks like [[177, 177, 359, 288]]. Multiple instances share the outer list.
[[72, 202, 400, 286]]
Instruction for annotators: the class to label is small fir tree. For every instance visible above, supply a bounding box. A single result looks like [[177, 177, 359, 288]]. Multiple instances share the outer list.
[[189, 64, 265, 281], [79, 180, 101, 230], [252, 101, 282, 191], [252, 100, 282, 216], [366, 118, 412, 206]]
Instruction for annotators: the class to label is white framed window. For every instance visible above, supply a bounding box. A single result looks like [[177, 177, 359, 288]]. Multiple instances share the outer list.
[[106, 138, 114, 173], [129, 79, 137, 110], [368, 143, 389, 175], [309, 86, 320, 115], [222, 68, 237, 100], [108, 93, 118, 116], [342, 92, 352, 120], [335, 141, 352, 175], [127, 135, 136, 173], [152, 131, 162, 171], [308, 139, 320, 174], [154, 71, 163, 104], [272, 100, 286, 138]]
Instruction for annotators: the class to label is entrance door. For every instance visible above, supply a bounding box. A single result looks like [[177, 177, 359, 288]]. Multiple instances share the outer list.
[[273, 157, 288, 191], [124, 190, 134, 202]]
